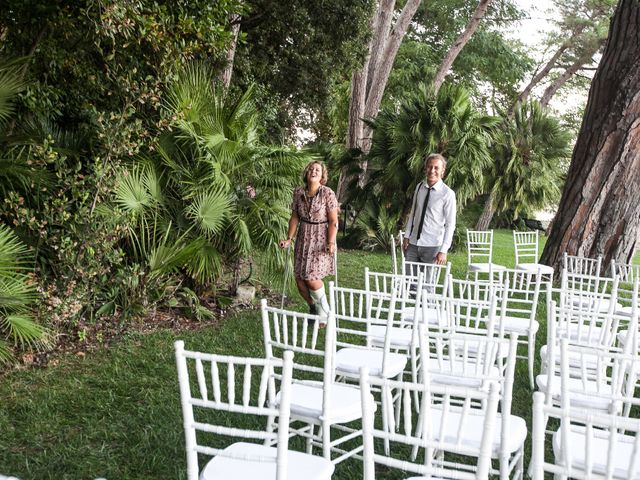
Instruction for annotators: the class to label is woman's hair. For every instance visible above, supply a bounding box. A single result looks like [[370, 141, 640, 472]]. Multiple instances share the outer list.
[[302, 160, 328, 186]]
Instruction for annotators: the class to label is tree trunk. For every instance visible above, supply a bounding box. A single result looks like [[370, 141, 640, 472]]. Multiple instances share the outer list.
[[539, 51, 601, 108], [337, 0, 421, 202], [220, 14, 242, 90], [475, 191, 497, 230], [540, 0, 640, 272], [433, 0, 493, 94], [511, 45, 568, 114]]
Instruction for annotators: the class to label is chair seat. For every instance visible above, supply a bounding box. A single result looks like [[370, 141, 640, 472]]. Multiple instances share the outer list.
[[552, 425, 640, 478], [336, 347, 407, 378], [401, 306, 446, 326], [468, 263, 507, 273], [200, 442, 334, 480], [370, 325, 414, 348], [539, 344, 600, 369], [515, 263, 554, 276], [429, 360, 501, 389], [616, 305, 634, 318], [277, 381, 369, 424], [430, 407, 526, 457], [567, 296, 621, 313], [498, 316, 539, 335], [536, 374, 615, 410]]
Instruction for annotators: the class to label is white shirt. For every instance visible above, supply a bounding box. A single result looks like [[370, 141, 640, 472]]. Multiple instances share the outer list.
[[404, 179, 456, 252]]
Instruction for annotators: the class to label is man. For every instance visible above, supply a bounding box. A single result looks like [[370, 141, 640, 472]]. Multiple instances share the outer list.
[[402, 153, 456, 265]]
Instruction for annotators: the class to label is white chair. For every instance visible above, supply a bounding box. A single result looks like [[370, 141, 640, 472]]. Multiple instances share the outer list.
[[560, 269, 621, 315], [329, 281, 408, 382], [360, 367, 500, 480], [513, 230, 554, 288], [466, 230, 506, 283], [540, 298, 631, 375], [493, 268, 542, 389], [365, 266, 450, 327], [531, 390, 640, 479], [420, 329, 526, 480], [261, 300, 367, 464], [174, 342, 334, 480]]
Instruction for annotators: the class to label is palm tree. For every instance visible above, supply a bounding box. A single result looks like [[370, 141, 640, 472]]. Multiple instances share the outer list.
[[113, 63, 311, 294], [359, 82, 498, 236], [475, 101, 571, 229]]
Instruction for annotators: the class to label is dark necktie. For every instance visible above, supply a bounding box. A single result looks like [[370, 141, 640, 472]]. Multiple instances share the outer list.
[[416, 186, 433, 241]]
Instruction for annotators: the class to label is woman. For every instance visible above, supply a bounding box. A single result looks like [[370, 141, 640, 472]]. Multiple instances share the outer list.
[[279, 161, 339, 323]]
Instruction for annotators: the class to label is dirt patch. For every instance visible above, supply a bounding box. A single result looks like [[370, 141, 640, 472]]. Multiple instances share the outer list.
[[10, 285, 285, 372]]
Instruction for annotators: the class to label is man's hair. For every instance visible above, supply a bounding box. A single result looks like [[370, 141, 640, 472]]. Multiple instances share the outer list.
[[423, 153, 447, 169], [302, 160, 329, 186]]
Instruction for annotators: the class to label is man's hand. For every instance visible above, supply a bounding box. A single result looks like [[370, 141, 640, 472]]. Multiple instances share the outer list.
[[402, 238, 409, 253], [435, 252, 447, 265]]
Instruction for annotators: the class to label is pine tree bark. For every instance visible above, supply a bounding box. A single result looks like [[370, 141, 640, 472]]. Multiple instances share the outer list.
[[540, 0, 640, 272], [433, 0, 493, 94]]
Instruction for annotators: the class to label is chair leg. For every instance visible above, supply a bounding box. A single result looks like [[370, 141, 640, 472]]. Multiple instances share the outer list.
[[264, 414, 276, 446], [306, 423, 314, 454], [528, 334, 536, 390]]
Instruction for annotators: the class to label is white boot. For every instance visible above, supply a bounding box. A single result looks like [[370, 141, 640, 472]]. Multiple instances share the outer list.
[[309, 285, 330, 326]]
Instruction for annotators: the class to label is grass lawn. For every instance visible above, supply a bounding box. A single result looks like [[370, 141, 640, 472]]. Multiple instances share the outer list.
[[0, 229, 551, 479]]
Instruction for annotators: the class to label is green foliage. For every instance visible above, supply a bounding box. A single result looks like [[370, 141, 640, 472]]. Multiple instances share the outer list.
[[0, 224, 45, 362], [232, 0, 375, 139], [362, 83, 499, 218], [490, 101, 572, 220], [111, 63, 312, 305]]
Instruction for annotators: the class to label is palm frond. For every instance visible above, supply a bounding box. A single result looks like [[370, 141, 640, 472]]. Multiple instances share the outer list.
[[185, 190, 231, 236]]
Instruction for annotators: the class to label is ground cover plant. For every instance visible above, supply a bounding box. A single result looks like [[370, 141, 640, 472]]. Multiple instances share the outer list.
[[1, 230, 547, 479]]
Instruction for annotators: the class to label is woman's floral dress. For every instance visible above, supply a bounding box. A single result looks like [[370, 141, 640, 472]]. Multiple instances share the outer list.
[[291, 185, 338, 280]]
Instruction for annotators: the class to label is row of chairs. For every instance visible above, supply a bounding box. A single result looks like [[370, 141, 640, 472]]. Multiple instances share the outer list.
[[531, 252, 640, 479], [176, 262, 533, 479]]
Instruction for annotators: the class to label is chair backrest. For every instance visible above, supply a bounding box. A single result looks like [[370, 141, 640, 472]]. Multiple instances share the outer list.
[[361, 367, 500, 480], [175, 341, 294, 480], [496, 268, 542, 327], [610, 260, 640, 311], [547, 297, 628, 351], [541, 332, 640, 414], [513, 230, 539, 265], [330, 280, 408, 378], [403, 260, 451, 286], [442, 275, 501, 336], [560, 269, 620, 315], [563, 252, 602, 276], [261, 300, 336, 402], [466, 229, 494, 265], [532, 390, 640, 480]]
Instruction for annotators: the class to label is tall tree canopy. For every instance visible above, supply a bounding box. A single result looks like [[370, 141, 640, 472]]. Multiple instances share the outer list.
[[541, 0, 640, 270]]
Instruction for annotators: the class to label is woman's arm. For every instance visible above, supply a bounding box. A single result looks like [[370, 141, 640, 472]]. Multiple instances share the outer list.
[[326, 207, 338, 254], [279, 210, 299, 248]]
